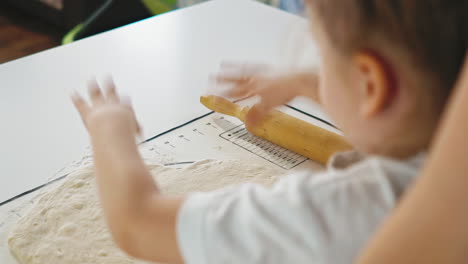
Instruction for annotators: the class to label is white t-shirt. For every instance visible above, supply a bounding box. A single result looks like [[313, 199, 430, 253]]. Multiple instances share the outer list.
[[177, 151, 425, 264]]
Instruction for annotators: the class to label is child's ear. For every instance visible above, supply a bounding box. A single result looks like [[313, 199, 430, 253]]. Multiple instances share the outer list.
[[353, 51, 395, 118]]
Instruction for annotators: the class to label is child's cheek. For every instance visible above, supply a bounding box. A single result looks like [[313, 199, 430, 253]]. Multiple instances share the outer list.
[[318, 66, 332, 106], [318, 72, 336, 116], [317, 68, 328, 105], [319, 68, 348, 128]]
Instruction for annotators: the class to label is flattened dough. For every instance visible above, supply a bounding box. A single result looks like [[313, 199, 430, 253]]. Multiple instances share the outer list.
[[8, 160, 284, 264]]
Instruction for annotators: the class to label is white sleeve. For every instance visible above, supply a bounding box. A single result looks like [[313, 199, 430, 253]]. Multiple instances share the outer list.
[[176, 165, 408, 264]]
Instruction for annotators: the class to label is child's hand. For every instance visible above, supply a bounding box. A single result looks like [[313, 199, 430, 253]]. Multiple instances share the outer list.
[[215, 63, 319, 127], [71, 79, 183, 264], [71, 79, 141, 137]]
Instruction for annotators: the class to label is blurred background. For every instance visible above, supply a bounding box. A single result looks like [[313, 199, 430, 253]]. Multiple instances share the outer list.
[[0, 0, 304, 64]]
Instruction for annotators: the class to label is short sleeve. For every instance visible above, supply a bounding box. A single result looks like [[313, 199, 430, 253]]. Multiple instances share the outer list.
[[176, 159, 418, 264]]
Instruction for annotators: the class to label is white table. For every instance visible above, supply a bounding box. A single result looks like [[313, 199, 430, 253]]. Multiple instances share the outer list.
[[0, 0, 326, 203]]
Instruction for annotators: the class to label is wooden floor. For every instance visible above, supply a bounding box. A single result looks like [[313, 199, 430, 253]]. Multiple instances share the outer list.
[[0, 3, 63, 64]]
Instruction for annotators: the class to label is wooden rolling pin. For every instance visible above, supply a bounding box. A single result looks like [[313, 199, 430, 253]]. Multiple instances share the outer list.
[[200, 95, 353, 165]]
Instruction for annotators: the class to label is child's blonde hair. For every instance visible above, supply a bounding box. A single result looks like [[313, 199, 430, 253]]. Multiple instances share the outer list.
[[306, 0, 468, 95]]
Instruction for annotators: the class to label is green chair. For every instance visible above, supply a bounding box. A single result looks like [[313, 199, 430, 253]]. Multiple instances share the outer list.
[[62, 0, 176, 44]]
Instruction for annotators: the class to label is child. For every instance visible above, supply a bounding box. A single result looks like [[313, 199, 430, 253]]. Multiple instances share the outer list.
[[71, 0, 467, 263]]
